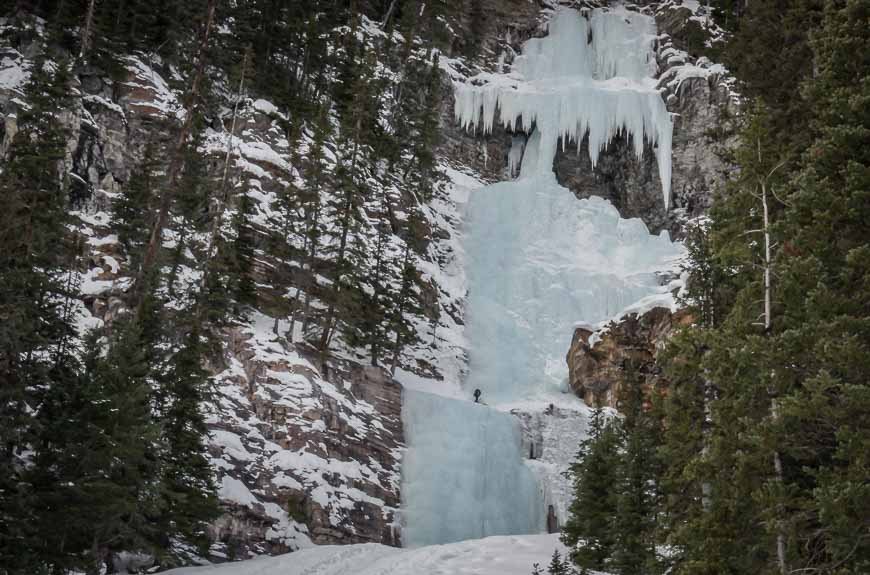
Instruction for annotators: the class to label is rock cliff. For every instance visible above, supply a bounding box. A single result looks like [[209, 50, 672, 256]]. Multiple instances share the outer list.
[[566, 307, 694, 408], [1, 26, 413, 557]]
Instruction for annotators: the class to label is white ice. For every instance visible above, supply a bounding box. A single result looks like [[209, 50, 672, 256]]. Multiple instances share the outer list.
[[455, 5, 673, 208], [401, 391, 545, 547], [402, 5, 683, 549], [463, 129, 683, 403]]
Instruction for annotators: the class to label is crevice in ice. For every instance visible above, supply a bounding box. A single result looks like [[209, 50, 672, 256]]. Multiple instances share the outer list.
[[454, 5, 673, 208]]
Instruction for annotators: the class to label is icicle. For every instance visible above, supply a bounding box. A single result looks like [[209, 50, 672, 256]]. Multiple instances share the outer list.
[[454, 6, 673, 208]]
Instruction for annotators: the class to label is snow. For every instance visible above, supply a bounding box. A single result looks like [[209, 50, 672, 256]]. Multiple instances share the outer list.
[[166, 533, 568, 575], [455, 6, 673, 208], [219, 476, 259, 508], [123, 56, 182, 118], [0, 49, 29, 93]]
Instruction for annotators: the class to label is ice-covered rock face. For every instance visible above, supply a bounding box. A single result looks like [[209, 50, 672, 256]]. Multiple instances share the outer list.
[[402, 5, 685, 549], [460, 6, 686, 403], [455, 6, 673, 208]]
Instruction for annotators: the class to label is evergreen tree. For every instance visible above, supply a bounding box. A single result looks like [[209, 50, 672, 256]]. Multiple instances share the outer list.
[[545, 550, 576, 575], [113, 141, 162, 273], [0, 56, 78, 571], [561, 408, 620, 572], [611, 359, 662, 575], [153, 323, 220, 561], [229, 185, 258, 315], [759, 1, 870, 570], [35, 318, 162, 572]]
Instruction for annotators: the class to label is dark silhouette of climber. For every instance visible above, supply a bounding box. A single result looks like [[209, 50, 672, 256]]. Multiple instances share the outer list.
[[473, 388, 482, 403]]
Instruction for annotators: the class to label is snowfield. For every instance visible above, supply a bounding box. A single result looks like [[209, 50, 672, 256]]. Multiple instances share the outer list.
[[169, 534, 567, 575]]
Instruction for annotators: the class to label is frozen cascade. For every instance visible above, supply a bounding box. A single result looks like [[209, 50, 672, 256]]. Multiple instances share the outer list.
[[454, 6, 673, 208], [402, 391, 545, 546], [463, 129, 683, 403], [402, 6, 684, 547]]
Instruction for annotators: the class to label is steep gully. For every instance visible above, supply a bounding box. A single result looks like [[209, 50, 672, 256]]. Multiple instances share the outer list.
[[400, 6, 684, 547]]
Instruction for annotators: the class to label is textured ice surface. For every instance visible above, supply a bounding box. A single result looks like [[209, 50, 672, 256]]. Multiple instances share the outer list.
[[464, 132, 683, 403], [455, 6, 672, 208], [402, 6, 684, 548], [402, 391, 545, 547]]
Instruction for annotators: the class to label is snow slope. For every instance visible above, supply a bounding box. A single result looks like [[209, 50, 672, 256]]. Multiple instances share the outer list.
[[168, 534, 568, 575]]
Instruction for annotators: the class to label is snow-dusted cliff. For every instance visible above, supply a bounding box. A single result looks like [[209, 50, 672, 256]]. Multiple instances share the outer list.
[[0, 0, 737, 567]]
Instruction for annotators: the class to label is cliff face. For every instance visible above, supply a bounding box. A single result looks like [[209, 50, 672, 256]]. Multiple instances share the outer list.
[[446, 1, 737, 239], [0, 0, 735, 559], [0, 28, 414, 558], [206, 324, 404, 557], [567, 307, 695, 408], [553, 1, 738, 238]]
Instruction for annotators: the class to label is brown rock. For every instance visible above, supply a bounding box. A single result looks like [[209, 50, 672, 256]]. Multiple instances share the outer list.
[[567, 307, 694, 408]]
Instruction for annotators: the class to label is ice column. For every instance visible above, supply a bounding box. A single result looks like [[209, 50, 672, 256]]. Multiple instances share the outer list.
[[402, 391, 545, 547], [401, 6, 684, 547]]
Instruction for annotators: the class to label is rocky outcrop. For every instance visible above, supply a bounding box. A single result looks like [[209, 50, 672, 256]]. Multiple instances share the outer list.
[[207, 325, 404, 559], [567, 307, 694, 408], [441, 1, 738, 239], [513, 406, 591, 531], [437, 0, 545, 182], [553, 2, 738, 239]]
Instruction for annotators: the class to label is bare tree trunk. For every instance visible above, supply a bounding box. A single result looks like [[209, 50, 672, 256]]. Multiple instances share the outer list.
[[762, 178, 787, 575], [133, 0, 217, 311], [757, 136, 787, 575], [381, 0, 399, 28], [199, 49, 249, 296], [79, 0, 97, 60]]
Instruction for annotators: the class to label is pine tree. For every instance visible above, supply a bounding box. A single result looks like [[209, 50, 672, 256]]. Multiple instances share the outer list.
[[229, 185, 258, 316], [0, 56, 78, 571], [318, 36, 380, 359], [113, 141, 162, 273], [611, 359, 662, 575], [37, 318, 162, 572], [545, 550, 576, 575], [561, 407, 620, 572], [757, 1, 870, 570], [153, 323, 220, 561]]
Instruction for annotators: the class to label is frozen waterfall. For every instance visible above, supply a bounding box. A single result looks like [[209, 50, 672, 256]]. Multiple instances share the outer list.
[[455, 5, 673, 207], [402, 6, 684, 547], [402, 391, 545, 546]]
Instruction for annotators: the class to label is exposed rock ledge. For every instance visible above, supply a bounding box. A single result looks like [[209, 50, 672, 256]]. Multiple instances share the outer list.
[[567, 307, 694, 409]]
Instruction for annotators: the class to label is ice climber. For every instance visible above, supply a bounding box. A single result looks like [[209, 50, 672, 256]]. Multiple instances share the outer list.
[[473, 389, 482, 403]]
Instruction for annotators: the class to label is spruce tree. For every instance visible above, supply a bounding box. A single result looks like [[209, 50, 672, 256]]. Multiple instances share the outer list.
[[229, 184, 258, 316], [113, 141, 162, 273], [611, 359, 662, 575], [0, 56, 78, 571], [561, 407, 620, 572], [760, 1, 870, 570], [153, 323, 220, 561]]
